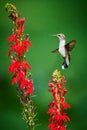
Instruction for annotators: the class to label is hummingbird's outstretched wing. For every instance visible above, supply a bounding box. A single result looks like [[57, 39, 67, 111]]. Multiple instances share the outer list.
[[65, 40, 76, 51], [51, 48, 59, 53]]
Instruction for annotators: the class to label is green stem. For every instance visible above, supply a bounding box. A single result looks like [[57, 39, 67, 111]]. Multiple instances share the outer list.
[[30, 125, 34, 130]]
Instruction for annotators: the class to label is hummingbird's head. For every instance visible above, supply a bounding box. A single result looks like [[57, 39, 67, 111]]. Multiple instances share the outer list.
[[51, 33, 65, 41], [57, 34, 65, 40]]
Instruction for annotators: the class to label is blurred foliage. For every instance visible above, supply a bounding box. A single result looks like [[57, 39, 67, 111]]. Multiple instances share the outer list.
[[0, 0, 87, 130]]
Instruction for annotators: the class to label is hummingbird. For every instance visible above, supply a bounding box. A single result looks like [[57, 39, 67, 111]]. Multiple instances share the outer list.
[[51, 33, 76, 69]]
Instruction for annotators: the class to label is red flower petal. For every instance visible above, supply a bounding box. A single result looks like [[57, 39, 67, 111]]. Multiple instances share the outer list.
[[7, 34, 18, 43]]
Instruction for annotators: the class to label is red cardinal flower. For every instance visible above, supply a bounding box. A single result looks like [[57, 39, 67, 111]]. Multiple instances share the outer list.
[[7, 34, 18, 44], [47, 70, 71, 130], [17, 18, 25, 35], [8, 35, 32, 56], [5, 3, 35, 129], [6, 4, 33, 95]]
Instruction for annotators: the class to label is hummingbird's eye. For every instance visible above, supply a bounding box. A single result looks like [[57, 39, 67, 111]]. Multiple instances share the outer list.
[[58, 34, 60, 37]]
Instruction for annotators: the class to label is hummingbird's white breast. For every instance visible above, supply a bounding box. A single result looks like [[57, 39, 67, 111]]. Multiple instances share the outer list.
[[59, 40, 66, 57]]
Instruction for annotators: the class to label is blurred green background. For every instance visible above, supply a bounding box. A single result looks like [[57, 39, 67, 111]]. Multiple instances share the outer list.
[[0, 0, 87, 130]]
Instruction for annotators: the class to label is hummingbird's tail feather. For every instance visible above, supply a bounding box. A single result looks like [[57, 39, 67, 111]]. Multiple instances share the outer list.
[[62, 56, 70, 69], [62, 60, 68, 69]]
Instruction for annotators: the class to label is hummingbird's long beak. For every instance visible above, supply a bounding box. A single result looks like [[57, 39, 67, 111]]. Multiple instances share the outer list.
[[49, 34, 58, 37]]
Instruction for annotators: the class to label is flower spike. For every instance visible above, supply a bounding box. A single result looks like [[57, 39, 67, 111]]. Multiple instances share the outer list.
[[47, 70, 71, 130]]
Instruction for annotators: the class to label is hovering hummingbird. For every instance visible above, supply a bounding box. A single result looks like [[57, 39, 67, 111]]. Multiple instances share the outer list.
[[51, 33, 76, 69]]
